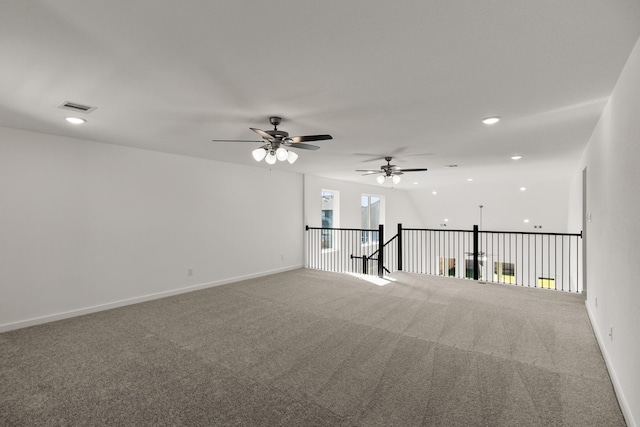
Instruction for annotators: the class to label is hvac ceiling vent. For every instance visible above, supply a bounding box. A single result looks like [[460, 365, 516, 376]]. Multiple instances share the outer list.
[[57, 101, 97, 114]]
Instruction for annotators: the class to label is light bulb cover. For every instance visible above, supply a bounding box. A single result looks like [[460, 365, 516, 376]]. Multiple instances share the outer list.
[[265, 152, 277, 164], [276, 147, 288, 161], [392, 175, 401, 184], [252, 148, 267, 161], [66, 117, 86, 124], [286, 150, 298, 164], [481, 116, 500, 125], [376, 176, 385, 184]]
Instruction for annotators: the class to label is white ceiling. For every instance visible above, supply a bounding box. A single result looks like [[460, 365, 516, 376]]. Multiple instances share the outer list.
[[1, 0, 640, 191]]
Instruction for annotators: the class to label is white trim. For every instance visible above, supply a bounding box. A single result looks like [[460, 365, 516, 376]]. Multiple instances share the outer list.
[[585, 301, 635, 427], [0, 265, 303, 333]]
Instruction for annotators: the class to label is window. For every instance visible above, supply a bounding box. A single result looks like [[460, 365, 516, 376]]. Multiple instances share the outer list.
[[494, 262, 515, 284], [538, 277, 556, 289], [465, 259, 484, 280], [361, 194, 382, 244], [321, 190, 338, 249], [440, 257, 456, 277]]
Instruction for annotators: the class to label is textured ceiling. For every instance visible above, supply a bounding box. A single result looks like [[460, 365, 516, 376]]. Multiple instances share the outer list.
[[1, 0, 639, 194]]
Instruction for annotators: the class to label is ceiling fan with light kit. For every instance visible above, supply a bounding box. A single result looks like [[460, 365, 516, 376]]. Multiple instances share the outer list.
[[356, 156, 428, 184], [211, 116, 332, 164]]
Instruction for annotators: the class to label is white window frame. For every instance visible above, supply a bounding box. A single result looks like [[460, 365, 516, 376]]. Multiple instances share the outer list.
[[361, 193, 384, 247], [321, 190, 340, 252]]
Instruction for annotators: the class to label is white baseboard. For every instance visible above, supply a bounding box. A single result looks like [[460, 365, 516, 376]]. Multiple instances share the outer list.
[[585, 300, 636, 427], [0, 264, 302, 334]]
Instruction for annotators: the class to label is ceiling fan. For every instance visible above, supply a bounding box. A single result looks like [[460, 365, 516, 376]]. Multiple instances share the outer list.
[[356, 156, 428, 184], [355, 147, 435, 163], [211, 116, 332, 164]]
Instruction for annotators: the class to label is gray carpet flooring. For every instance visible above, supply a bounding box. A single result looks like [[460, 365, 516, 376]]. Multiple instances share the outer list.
[[0, 269, 624, 426]]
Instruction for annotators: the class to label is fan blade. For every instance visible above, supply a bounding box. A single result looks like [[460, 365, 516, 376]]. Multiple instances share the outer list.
[[356, 151, 435, 162], [211, 139, 263, 143], [356, 170, 384, 175], [286, 134, 332, 143], [396, 168, 429, 172], [358, 156, 387, 163], [288, 142, 320, 150], [407, 153, 436, 157], [250, 127, 274, 140]]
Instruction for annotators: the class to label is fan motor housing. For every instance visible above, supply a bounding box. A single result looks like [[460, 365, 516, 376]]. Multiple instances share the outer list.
[[269, 116, 282, 126], [266, 130, 289, 139]]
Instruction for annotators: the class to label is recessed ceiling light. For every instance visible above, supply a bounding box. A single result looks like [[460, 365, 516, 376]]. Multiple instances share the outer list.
[[413, 182, 419, 185], [524, 219, 530, 223], [444, 218, 449, 222], [482, 116, 500, 125], [65, 117, 86, 124], [432, 191, 437, 195], [511, 155, 522, 160], [520, 187, 526, 191], [467, 178, 473, 182]]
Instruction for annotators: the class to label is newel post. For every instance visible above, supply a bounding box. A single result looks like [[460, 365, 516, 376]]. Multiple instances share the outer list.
[[473, 225, 479, 281], [378, 224, 384, 278], [397, 223, 403, 271]]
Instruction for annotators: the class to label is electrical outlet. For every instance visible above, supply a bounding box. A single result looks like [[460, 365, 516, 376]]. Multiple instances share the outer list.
[[188, 268, 193, 276], [609, 326, 613, 341]]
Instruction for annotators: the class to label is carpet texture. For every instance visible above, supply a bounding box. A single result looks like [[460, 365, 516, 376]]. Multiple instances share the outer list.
[[0, 269, 624, 426]]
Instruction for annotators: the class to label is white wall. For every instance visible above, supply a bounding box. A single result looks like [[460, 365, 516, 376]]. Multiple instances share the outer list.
[[0, 127, 304, 331], [408, 173, 573, 232], [569, 36, 640, 427], [304, 175, 425, 231]]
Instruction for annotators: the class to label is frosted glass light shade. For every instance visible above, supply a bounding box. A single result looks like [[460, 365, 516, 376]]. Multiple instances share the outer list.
[[392, 175, 401, 184], [482, 116, 500, 125], [286, 151, 298, 164], [252, 148, 267, 161], [376, 176, 385, 184], [276, 147, 288, 161], [265, 152, 277, 164], [66, 117, 86, 124]]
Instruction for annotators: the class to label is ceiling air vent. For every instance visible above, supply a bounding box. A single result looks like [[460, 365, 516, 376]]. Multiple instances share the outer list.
[[57, 101, 97, 114]]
